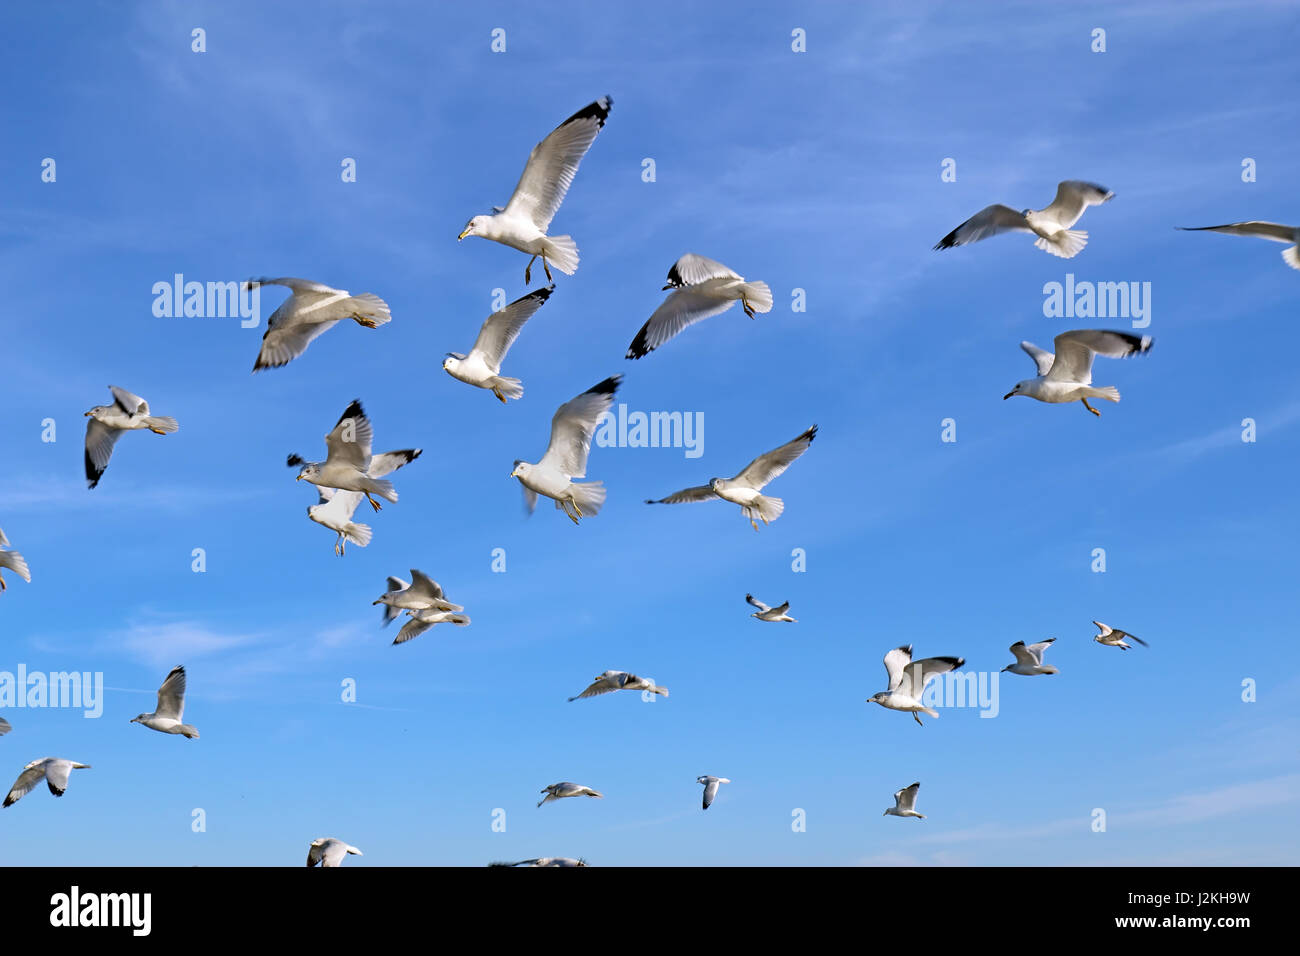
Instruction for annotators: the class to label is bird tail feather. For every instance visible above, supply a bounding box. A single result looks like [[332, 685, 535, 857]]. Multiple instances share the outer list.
[[1283, 246, 1300, 271], [345, 522, 372, 548], [346, 292, 393, 326], [541, 235, 580, 275], [178, 725, 200, 739], [741, 280, 774, 313], [366, 478, 398, 503], [490, 376, 524, 400], [559, 481, 606, 517], [744, 495, 784, 525], [1036, 229, 1087, 258], [144, 416, 179, 433], [1089, 385, 1121, 403]]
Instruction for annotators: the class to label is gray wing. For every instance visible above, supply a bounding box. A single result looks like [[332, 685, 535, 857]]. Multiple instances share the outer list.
[[368, 449, 421, 479], [568, 674, 623, 700], [84, 418, 124, 488], [1009, 641, 1036, 666], [664, 253, 742, 288], [521, 484, 538, 515], [254, 319, 341, 371], [1176, 221, 1296, 243], [625, 289, 739, 359], [894, 782, 920, 812], [883, 645, 913, 692], [734, 425, 818, 490], [538, 376, 621, 478], [900, 656, 964, 699], [745, 594, 770, 612], [393, 615, 434, 645], [44, 759, 73, 796], [324, 400, 374, 469], [0, 527, 7, 547], [109, 385, 149, 415], [1024, 639, 1054, 664], [248, 277, 342, 295], [502, 97, 613, 232], [0, 550, 31, 583], [155, 666, 186, 721], [934, 204, 1031, 249], [4, 762, 47, 806], [1047, 330, 1151, 383], [702, 778, 720, 809], [1019, 341, 1055, 376], [470, 287, 553, 369], [645, 485, 717, 505], [1038, 181, 1114, 228]]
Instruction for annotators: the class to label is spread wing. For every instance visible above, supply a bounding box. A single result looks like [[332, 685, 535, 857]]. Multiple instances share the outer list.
[[1024, 639, 1054, 664], [734, 425, 818, 490], [1009, 641, 1037, 667], [248, 277, 344, 295], [883, 645, 913, 692], [4, 762, 47, 806], [368, 449, 421, 479], [900, 656, 964, 700], [1177, 221, 1297, 243], [1047, 330, 1151, 384], [934, 204, 1031, 249], [894, 782, 920, 812], [664, 253, 742, 288], [538, 376, 621, 478], [109, 385, 149, 415], [84, 418, 124, 488], [645, 485, 717, 505], [625, 289, 739, 359], [702, 778, 720, 809], [1038, 180, 1114, 229], [470, 287, 553, 370], [324, 400, 374, 469], [155, 665, 187, 721], [502, 97, 612, 232], [745, 594, 770, 612], [568, 674, 623, 700], [254, 319, 341, 371], [408, 569, 446, 604], [1019, 341, 1055, 376], [44, 759, 74, 796], [0, 550, 31, 583]]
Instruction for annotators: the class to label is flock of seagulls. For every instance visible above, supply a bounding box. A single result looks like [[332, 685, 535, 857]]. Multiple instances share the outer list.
[[0, 78, 1279, 865]]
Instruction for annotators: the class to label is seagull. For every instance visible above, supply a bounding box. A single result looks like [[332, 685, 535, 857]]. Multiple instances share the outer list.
[[458, 96, 613, 285], [625, 254, 773, 359], [1004, 330, 1152, 416], [392, 608, 471, 645], [567, 670, 668, 701], [247, 277, 392, 372], [306, 838, 363, 867], [3, 758, 91, 807], [307, 451, 421, 555], [444, 286, 553, 402], [84, 386, 179, 489], [0, 528, 30, 592], [1001, 639, 1059, 676], [646, 425, 817, 531], [288, 400, 420, 511], [746, 593, 796, 622], [511, 375, 621, 524], [1177, 221, 1300, 271], [374, 570, 464, 618], [490, 857, 588, 867], [538, 782, 603, 807], [935, 180, 1114, 258], [1093, 620, 1148, 650], [698, 775, 731, 810], [129, 665, 200, 738], [866, 645, 965, 726], [883, 782, 926, 819]]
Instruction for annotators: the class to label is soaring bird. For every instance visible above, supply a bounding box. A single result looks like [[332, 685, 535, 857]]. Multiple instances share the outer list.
[[646, 425, 817, 531], [458, 97, 613, 285], [746, 593, 796, 622], [392, 608, 471, 646], [1093, 621, 1148, 650], [1004, 330, 1152, 416], [1177, 221, 1300, 271], [306, 838, 363, 867], [1001, 640, 1059, 676], [883, 782, 926, 819], [3, 758, 91, 807], [935, 180, 1114, 258], [490, 858, 588, 867], [538, 782, 603, 807], [625, 254, 773, 359], [288, 401, 420, 511], [444, 286, 553, 402], [248, 277, 391, 372], [374, 570, 463, 618], [83, 386, 179, 489], [698, 775, 731, 810], [567, 670, 668, 701], [306, 450, 421, 556], [866, 645, 965, 726], [129, 665, 200, 738]]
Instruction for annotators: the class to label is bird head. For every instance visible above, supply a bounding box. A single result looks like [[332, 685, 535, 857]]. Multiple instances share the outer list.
[[866, 692, 887, 706], [1003, 381, 1029, 400], [458, 216, 486, 240], [510, 460, 529, 480], [1021, 208, 1036, 220], [708, 477, 722, 492], [443, 352, 464, 372], [129, 714, 145, 724]]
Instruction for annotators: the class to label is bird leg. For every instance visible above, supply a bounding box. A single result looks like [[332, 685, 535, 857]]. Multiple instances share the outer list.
[[524, 256, 537, 285], [913, 711, 924, 726], [542, 256, 553, 282], [149, 427, 168, 435], [749, 517, 759, 532], [1081, 398, 1101, 417], [561, 498, 580, 525], [365, 492, 383, 512], [0, 577, 6, 591], [352, 313, 380, 329], [742, 298, 756, 319], [492, 387, 506, 404]]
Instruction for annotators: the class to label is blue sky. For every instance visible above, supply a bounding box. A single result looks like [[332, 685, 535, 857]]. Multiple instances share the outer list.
[[1, 0, 1297, 866]]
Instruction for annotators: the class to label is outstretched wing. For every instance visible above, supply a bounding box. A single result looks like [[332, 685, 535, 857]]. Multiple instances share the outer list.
[[247, 277, 343, 295], [1009, 641, 1036, 667], [470, 287, 553, 370], [663, 253, 742, 288], [1047, 330, 1151, 384], [645, 485, 717, 505], [538, 376, 621, 478], [0, 550, 31, 583], [84, 418, 124, 489], [368, 449, 421, 479], [734, 425, 818, 490], [4, 762, 46, 807], [155, 665, 187, 721], [883, 645, 913, 693], [745, 594, 770, 612], [1038, 181, 1114, 229], [324, 400, 374, 469], [900, 656, 964, 700], [502, 97, 613, 232], [109, 385, 149, 415], [1176, 221, 1297, 243], [254, 319, 341, 371], [1019, 341, 1055, 376], [894, 782, 921, 812], [934, 204, 1031, 249], [625, 288, 739, 359]]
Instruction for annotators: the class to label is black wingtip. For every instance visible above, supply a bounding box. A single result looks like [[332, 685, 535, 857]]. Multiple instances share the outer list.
[[586, 374, 622, 396], [933, 229, 959, 251], [565, 96, 613, 130], [625, 322, 652, 360], [287, 453, 306, 468], [336, 400, 365, 425]]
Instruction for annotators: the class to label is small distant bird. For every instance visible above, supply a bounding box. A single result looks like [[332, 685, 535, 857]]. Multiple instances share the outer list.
[[698, 775, 731, 810], [444, 286, 553, 402], [1004, 330, 1152, 416], [1002, 639, 1059, 676], [129, 665, 200, 739], [538, 782, 603, 807], [511, 375, 621, 523], [567, 670, 668, 701], [935, 180, 1115, 258], [247, 277, 392, 372], [867, 645, 965, 726], [458, 97, 613, 285], [3, 758, 91, 807], [746, 593, 796, 622], [646, 425, 817, 531], [288, 401, 420, 512], [84, 386, 179, 489], [490, 858, 588, 867], [883, 782, 926, 819], [1177, 221, 1300, 271], [0, 717, 11, 737], [625, 254, 773, 359], [0, 528, 30, 593], [306, 838, 363, 867], [374, 570, 464, 620], [392, 608, 471, 645], [1093, 620, 1148, 650]]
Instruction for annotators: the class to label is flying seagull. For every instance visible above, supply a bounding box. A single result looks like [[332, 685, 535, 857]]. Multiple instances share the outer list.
[[567, 670, 668, 701], [306, 838, 363, 867], [698, 775, 731, 810], [625, 254, 773, 359], [307, 450, 421, 556], [1004, 330, 1152, 416], [1093, 620, 1148, 650], [444, 286, 553, 402], [129, 665, 200, 738], [538, 782, 603, 807], [247, 277, 391, 372], [935, 180, 1114, 258], [458, 97, 613, 285], [1177, 221, 1300, 271], [866, 645, 965, 726], [288, 401, 420, 511], [84, 386, 179, 489], [646, 425, 817, 531], [392, 608, 471, 646], [1001, 639, 1059, 676], [883, 782, 926, 819], [374, 570, 463, 618], [0, 528, 30, 592], [746, 593, 796, 622], [3, 758, 90, 807], [511, 375, 621, 524], [490, 857, 588, 867]]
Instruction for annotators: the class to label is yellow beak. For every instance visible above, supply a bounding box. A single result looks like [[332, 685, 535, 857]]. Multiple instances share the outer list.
[[457, 227, 471, 240]]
